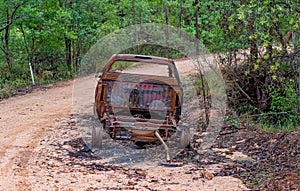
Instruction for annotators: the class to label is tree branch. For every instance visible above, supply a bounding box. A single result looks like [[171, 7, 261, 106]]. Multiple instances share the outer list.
[[233, 79, 256, 105], [0, 1, 27, 32]]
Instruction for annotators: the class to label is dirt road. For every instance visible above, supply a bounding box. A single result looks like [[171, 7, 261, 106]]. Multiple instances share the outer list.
[[0, 60, 249, 190], [0, 80, 73, 190]]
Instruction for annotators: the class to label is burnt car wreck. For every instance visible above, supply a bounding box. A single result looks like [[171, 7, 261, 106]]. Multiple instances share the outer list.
[[93, 54, 186, 161]]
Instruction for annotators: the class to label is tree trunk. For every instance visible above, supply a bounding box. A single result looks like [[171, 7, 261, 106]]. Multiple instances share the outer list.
[[5, 9, 13, 77], [165, 5, 170, 45], [132, 0, 140, 54], [248, 17, 260, 106], [292, 32, 300, 113], [179, 0, 183, 36], [65, 36, 72, 73], [195, 7, 200, 55], [296, 68, 300, 114], [248, 18, 258, 63], [260, 27, 274, 111], [194, 2, 209, 131], [74, 40, 80, 73], [296, 58, 300, 113], [19, 24, 34, 66], [0, 2, 27, 78]]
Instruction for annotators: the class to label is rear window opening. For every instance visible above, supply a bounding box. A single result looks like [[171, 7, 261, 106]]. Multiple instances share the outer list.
[[110, 61, 173, 77]]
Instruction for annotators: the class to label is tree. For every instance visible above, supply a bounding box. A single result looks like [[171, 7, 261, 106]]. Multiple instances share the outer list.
[[0, 0, 26, 77]]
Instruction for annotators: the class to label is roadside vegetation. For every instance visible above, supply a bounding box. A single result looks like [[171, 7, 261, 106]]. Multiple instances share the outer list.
[[0, 0, 299, 132]]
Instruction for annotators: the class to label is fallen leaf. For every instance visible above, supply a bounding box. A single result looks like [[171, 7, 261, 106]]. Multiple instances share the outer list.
[[202, 170, 214, 180], [136, 170, 146, 177], [225, 150, 233, 155]]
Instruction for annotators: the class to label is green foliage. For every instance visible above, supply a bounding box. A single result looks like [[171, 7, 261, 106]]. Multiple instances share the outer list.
[[236, 78, 299, 131], [212, 0, 300, 131], [264, 79, 299, 128], [121, 44, 185, 59], [0, 78, 30, 99], [0, 0, 188, 96], [224, 115, 241, 127], [110, 61, 136, 71]]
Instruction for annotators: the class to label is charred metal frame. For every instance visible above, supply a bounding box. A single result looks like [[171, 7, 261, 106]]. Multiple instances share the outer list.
[[94, 54, 183, 161]]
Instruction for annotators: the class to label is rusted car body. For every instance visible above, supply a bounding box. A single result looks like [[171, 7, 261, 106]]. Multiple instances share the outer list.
[[94, 54, 183, 159]]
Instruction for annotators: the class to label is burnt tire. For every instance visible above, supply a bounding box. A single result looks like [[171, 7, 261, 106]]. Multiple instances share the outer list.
[[92, 104, 103, 149], [92, 125, 103, 149], [180, 126, 190, 148]]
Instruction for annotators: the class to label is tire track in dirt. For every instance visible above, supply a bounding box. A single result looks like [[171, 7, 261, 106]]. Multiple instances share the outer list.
[[0, 81, 73, 190]]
